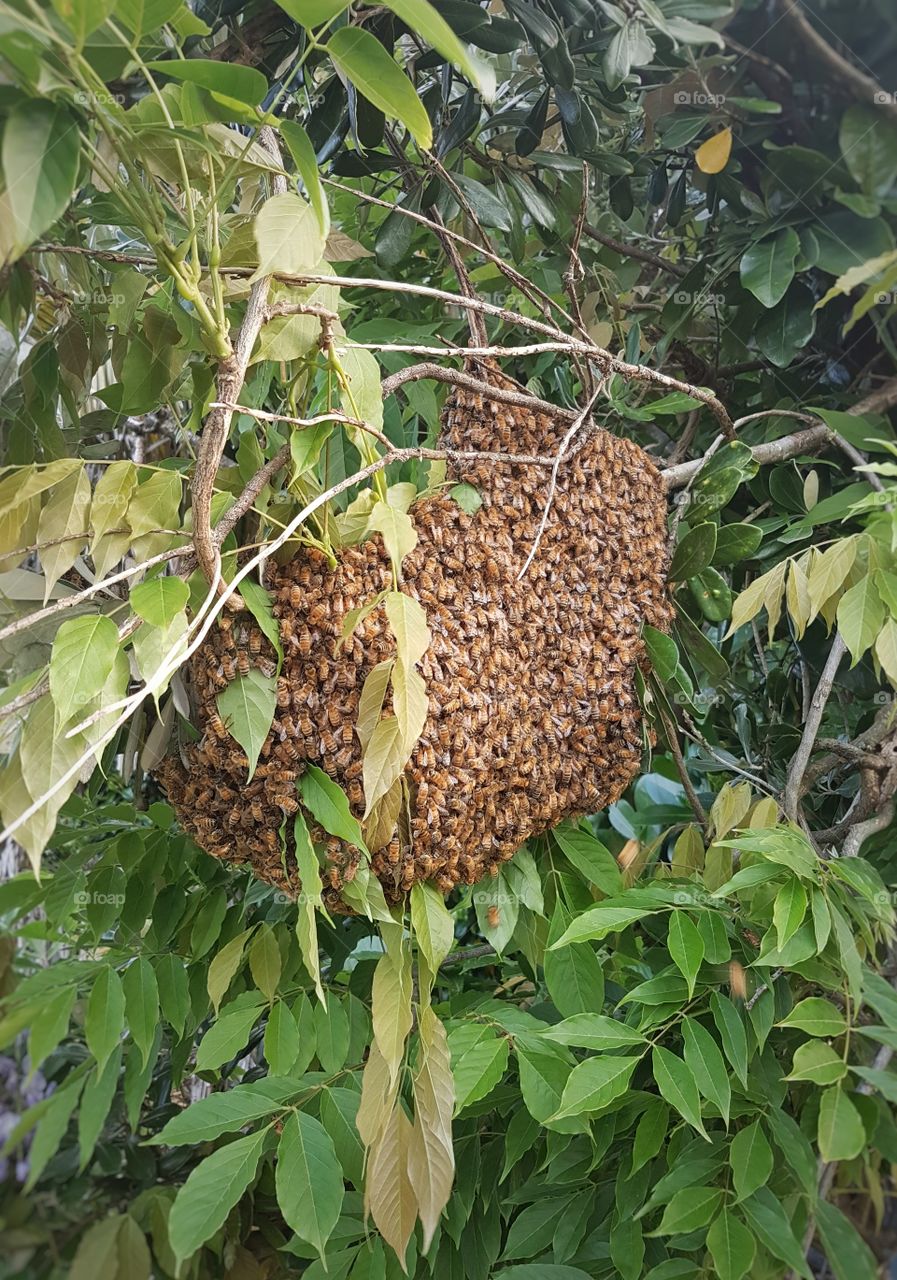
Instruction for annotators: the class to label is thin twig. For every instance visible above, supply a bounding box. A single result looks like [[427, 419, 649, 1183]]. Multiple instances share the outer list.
[[778, 0, 897, 120], [581, 222, 688, 278], [380, 362, 578, 420], [783, 634, 847, 822]]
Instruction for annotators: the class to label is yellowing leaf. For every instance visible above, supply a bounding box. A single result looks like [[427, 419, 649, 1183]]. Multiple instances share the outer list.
[[710, 782, 751, 840], [251, 192, 325, 281], [37, 466, 90, 600], [408, 1008, 455, 1251], [726, 561, 786, 638], [385, 591, 431, 668], [365, 1099, 417, 1270], [410, 883, 454, 970], [363, 775, 403, 852], [357, 1040, 399, 1149], [91, 460, 136, 580], [369, 501, 417, 575], [357, 659, 394, 753], [363, 715, 405, 816], [371, 946, 413, 1086], [696, 127, 732, 174], [875, 617, 897, 685], [786, 558, 812, 638], [807, 536, 856, 620], [391, 663, 428, 759]]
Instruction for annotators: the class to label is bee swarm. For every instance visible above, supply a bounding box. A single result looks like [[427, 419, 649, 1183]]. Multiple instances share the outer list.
[[157, 362, 672, 911]]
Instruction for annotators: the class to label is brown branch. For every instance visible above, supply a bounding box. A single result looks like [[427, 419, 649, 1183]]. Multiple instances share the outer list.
[[778, 0, 897, 121], [581, 223, 688, 279], [380, 362, 578, 420], [784, 634, 848, 822]]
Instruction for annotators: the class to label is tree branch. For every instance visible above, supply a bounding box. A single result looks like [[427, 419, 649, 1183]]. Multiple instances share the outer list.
[[778, 0, 897, 120]]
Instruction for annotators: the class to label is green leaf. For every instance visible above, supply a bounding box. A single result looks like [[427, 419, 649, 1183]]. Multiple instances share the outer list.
[[778, 997, 847, 1037], [279, 120, 330, 239], [816, 1199, 879, 1280], [207, 928, 254, 1014], [652, 1045, 708, 1138], [837, 573, 884, 665], [706, 1209, 756, 1280], [681, 1017, 730, 1126], [272, 0, 349, 29], [550, 903, 662, 947], [379, 0, 494, 98], [122, 957, 159, 1067], [78, 1046, 122, 1171], [411, 881, 454, 970], [773, 878, 807, 949], [448, 1023, 509, 1111], [714, 827, 817, 879], [667, 912, 704, 998], [368, 500, 417, 572], [643, 626, 678, 682], [150, 1078, 299, 1146], [240, 580, 283, 673], [787, 1040, 847, 1085], [818, 1086, 865, 1161], [275, 1111, 344, 1259], [265, 1000, 301, 1075], [740, 228, 800, 307], [130, 576, 189, 628], [2, 101, 81, 257], [655, 1186, 723, 1234], [49, 614, 119, 727], [551, 823, 622, 895], [314, 993, 350, 1072], [169, 1127, 269, 1261], [145, 58, 267, 105], [195, 1002, 264, 1071], [541, 1014, 646, 1051], [299, 764, 367, 851], [669, 522, 717, 581], [712, 522, 763, 566], [553, 1055, 637, 1119], [741, 1188, 812, 1278], [729, 1120, 772, 1201], [217, 669, 276, 779], [710, 993, 749, 1086], [544, 935, 605, 1019], [50, 0, 115, 45], [326, 26, 433, 149], [86, 965, 125, 1072], [362, 715, 405, 816], [293, 810, 325, 1004], [29, 985, 76, 1073], [249, 924, 281, 1003]]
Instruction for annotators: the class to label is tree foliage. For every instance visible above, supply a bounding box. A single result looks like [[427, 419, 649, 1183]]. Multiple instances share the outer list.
[[2, 0, 897, 1277]]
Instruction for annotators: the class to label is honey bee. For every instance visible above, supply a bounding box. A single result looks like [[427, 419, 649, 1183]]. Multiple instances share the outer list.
[[237, 651, 250, 676], [290, 584, 303, 608], [487, 905, 500, 929], [299, 711, 314, 738], [209, 712, 228, 739], [250, 630, 262, 655], [308, 603, 328, 627], [320, 729, 337, 754]]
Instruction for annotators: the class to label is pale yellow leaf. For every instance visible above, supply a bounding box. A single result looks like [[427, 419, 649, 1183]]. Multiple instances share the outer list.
[[368, 501, 417, 575], [365, 1100, 417, 1271], [763, 560, 789, 642], [37, 467, 90, 600], [410, 883, 454, 971], [363, 776, 403, 852], [0, 755, 56, 874], [786, 559, 812, 639], [726, 561, 785, 637], [371, 947, 413, 1087], [91, 460, 137, 580], [710, 781, 752, 840], [876, 617, 897, 686], [746, 796, 780, 828], [807, 537, 856, 620], [0, 496, 39, 572], [0, 460, 79, 517], [357, 1040, 399, 1148], [408, 1008, 455, 1251], [363, 715, 405, 816], [385, 591, 431, 669], [357, 659, 394, 753], [695, 127, 732, 174], [386, 483, 418, 514], [251, 192, 325, 281], [391, 663, 428, 759], [803, 470, 819, 511]]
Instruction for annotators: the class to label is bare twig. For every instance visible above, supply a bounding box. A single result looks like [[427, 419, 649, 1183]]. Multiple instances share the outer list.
[[783, 634, 848, 822], [778, 0, 897, 120], [581, 223, 688, 278], [380, 362, 578, 420], [516, 385, 603, 579]]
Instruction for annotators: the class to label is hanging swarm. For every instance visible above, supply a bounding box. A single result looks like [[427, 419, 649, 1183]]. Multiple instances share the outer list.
[[157, 362, 672, 911]]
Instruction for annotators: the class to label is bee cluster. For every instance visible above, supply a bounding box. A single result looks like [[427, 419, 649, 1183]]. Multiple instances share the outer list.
[[157, 362, 672, 912]]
